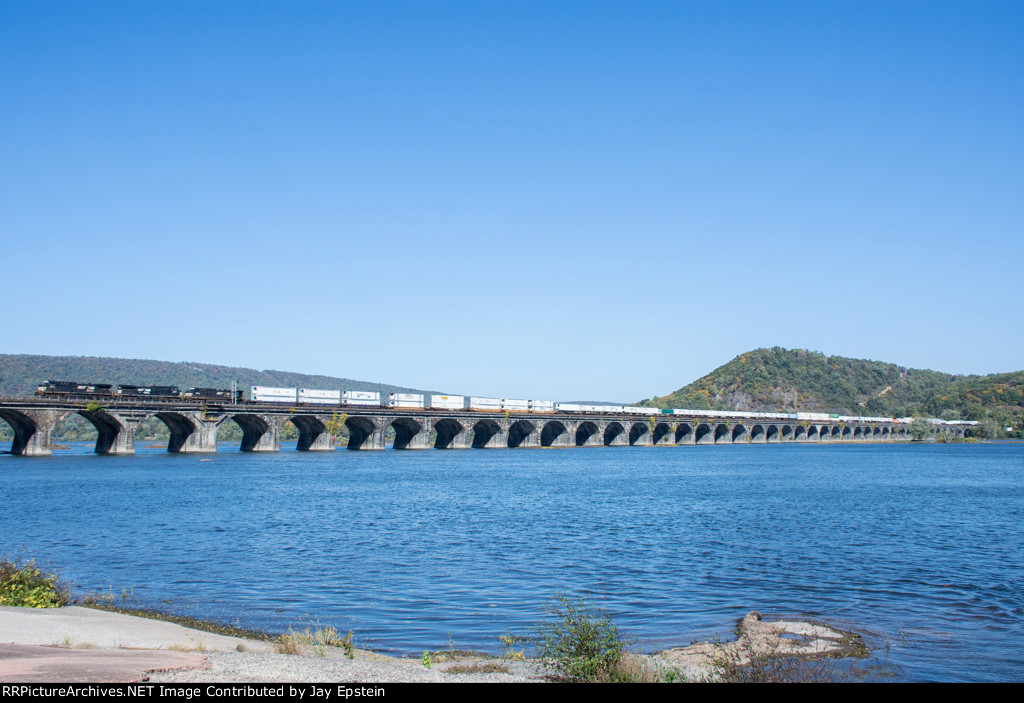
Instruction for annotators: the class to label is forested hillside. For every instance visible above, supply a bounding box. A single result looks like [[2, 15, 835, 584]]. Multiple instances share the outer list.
[[638, 347, 1023, 438]]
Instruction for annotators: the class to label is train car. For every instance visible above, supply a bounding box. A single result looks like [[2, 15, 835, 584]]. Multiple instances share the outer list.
[[530, 400, 554, 413], [430, 395, 464, 410], [251, 386, 298, 403], [299, 389, 342, 405], [182, 387, 244, 403], [389, 393, 425, 408], [623, 406, 659, 415], [36, 381, 115, 397], [502, 398, 530, 411], [118, 384, 180, 398], [342, 390, 380, 406], [555, 403, 582, 413], [469, 397, 502, 410]]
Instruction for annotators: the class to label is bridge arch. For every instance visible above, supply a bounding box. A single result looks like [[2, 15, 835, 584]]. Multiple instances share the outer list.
[[540, 420, 568, 447], [603, 421, 625, 446], [794, 425, 807, 441], [628, 422, 650, 446], [652, 422, 672, 445], [714, 423, 731, 444], [695, 423, 713, 444], [806, 425, 820, 441], [433, 418, 466, 449], [765, 425, 779, 443], [472, 419, 503, 448], [153, 411, 201, 452], [675, 422, 694, 444], [508, 419, 536, 448], [575, 421, 599, 446], [731, 424, 748, 443], [781, 424, 794, 441], [389, 417, 424, 450]]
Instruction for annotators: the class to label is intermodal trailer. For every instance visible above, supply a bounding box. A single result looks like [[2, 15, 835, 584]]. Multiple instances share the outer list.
[[430, 395, 465, 410], [299, 389, 342, 405], [502, 398, 530, 411], [342, 390, 380, 406], [251, 386, 298, 403], [530, 400, 555, 413], [469, 397, 502, 410], [389, 393, 425, 408]]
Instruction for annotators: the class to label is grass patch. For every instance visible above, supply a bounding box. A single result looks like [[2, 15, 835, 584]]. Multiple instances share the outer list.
[[273, 626, 355, 658], [0, 558, 70, 608]]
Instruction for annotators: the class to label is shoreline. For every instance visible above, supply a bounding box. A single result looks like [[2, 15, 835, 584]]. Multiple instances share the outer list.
[[0, 605, 869, 683]]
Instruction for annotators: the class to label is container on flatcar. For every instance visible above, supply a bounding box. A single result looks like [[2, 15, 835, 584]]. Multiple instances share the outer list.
[[529, 400, 554, 413], [555, 403, 582, 413], [502, 398, 530, 411], [299, 389, 342, 405], [469, 397, 502, 410], [430, 395, 465, 410], [342, 390, 380, 406], [389, 393, 425, 408], [251, 386, 298, 403]]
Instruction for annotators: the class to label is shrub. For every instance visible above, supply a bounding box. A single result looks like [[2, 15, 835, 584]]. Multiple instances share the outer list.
[[0, 558, 70, 608], [522, 592, 628, 682]]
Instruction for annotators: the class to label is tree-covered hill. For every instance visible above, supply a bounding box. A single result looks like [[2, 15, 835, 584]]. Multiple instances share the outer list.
[[0, 354, 439, 399], [637, 347, 1023, 437]]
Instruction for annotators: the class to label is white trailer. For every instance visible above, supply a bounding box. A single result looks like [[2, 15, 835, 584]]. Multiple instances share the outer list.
[[343, 390, 381, 406], [530, 400, 555, 413], [298, 388, 341, 405], [430, 395, 465, 410], [555, 403, 582, 413], [251, 386, 297, 403], [389, 393, 425, 408], [469, 397, 502, 410], [502, 398, 529, 411]]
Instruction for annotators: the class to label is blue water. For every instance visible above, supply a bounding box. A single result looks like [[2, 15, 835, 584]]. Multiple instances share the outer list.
[[2, 442, 1022, 682]]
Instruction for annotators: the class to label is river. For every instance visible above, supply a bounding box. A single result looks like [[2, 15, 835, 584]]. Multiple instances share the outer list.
[[2, 442, 1021, 682]]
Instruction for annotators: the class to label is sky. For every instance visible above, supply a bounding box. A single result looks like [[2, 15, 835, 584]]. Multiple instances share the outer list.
[[1, 1, 1021, 402]]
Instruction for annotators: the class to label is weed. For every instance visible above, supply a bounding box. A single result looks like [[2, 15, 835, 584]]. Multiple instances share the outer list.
[[498, 634, 526, 661], [518, 592, 628, 682], [0, 558, 70, 608], [422, 650, 432, 668], [274, 626, 351, 658], [274, 632, 303, 655]]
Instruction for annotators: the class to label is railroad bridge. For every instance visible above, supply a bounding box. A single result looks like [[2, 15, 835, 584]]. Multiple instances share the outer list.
[[0, 398, 939, 457]]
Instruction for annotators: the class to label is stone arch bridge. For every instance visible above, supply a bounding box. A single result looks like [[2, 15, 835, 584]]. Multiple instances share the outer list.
[[0, 399, 945, 457]]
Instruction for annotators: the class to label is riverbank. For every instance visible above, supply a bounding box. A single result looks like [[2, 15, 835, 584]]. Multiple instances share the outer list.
[[0, 605, 866, 683]]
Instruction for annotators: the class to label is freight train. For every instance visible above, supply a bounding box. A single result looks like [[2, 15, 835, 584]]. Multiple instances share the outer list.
[[33, 380, 977, 427]]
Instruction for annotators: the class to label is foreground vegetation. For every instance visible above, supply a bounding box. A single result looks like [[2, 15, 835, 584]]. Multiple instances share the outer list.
[[0, 558, 70, 608]]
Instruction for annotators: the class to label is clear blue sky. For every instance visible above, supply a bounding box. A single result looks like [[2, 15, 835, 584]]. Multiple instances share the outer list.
[[1, 1, 1021, 401]]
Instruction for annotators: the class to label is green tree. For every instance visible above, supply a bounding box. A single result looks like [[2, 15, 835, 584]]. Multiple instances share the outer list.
[[909, 418, 932, 441]]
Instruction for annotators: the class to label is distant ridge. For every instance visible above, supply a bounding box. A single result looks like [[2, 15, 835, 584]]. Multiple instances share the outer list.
[[0, 354, 440, 399], [637, 347, 1023, 437]]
